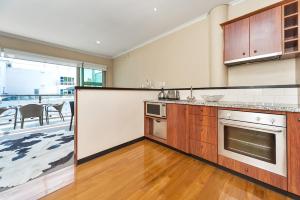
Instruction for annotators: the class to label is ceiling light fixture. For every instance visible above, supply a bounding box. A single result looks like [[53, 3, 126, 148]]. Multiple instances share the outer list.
[[96, 41, 101, 44], [154, 7, 158, 12]]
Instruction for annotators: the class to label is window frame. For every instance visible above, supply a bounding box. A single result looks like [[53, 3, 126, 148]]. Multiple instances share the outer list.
[[79, 67, 106, 87]]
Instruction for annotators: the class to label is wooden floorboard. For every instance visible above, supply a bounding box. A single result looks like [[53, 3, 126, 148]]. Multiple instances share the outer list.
[[42, 140, 290, 200]]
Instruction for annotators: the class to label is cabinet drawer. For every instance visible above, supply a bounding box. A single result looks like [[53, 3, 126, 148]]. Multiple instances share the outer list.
[[218, 155, 256, 177], [189, 125, 217, 145], [189, 115, 217, 127], [189, 124, 202, 141], [190, 140, 217, 163], [188, 106, 217, 117], [202, 116, 217, 127], [200, 125, 217, 145], [218, 155, 287, 190]]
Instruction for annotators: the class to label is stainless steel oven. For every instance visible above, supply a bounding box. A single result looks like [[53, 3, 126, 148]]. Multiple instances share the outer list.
[[218, 110, 287, 177], [146, 102, 167, 118]]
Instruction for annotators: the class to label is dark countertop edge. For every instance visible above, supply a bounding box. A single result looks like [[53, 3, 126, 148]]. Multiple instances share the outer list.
[[75, 84, 300, 91], [75, 86, 159, 91]]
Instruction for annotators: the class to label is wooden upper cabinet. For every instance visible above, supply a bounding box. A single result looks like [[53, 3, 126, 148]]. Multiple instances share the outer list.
[[250, 6, 282, 57], [222, 3, 284, 65], [287, 113, 300, 196], [224, 18, 250, 62], [167, 104, 188, 152]]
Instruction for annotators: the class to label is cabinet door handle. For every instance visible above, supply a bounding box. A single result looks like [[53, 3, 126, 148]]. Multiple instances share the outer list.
[[242, 52, 246, 56], [298, 118, 300, 122], [254, 50, 257, 53]]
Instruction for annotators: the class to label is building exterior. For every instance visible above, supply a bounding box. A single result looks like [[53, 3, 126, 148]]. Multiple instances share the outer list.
[[0, 58, 76, 95], [0, 61, 7, 94]]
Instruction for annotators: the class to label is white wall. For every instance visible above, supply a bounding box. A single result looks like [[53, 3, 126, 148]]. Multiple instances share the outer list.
[[113, 18, 210, 88], [228, 59, 297, 86], [76, 89, 157, 160]]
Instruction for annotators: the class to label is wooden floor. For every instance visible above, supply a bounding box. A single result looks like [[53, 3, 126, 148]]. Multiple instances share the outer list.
[[42, 140, 291, 200]]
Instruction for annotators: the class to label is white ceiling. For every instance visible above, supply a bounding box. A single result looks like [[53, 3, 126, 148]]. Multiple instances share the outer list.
[[0, 0, 232, 58]]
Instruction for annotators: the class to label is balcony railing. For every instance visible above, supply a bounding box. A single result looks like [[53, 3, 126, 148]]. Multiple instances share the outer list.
[[0, 94, 74, 128]]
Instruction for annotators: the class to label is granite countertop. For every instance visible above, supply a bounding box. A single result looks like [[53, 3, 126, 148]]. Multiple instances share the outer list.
[[145, 99, 300, 113]]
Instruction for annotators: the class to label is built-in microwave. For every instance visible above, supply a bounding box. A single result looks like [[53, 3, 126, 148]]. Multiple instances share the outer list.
[[145, 102, 167, 118]]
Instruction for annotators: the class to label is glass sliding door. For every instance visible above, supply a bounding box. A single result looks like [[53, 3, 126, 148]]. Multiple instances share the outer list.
[[0, 50, 75, 197], [79, 63, 106, 87]]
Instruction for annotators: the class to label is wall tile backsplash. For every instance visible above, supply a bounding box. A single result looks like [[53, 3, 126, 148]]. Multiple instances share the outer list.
[[179, 88, 299, 105]]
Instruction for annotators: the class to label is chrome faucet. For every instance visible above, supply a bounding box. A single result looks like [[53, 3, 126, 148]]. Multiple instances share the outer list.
[[187, 86, 196, 102]]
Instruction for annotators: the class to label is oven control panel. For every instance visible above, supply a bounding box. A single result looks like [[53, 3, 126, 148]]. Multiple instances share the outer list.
[[218, 110, 286, 127]]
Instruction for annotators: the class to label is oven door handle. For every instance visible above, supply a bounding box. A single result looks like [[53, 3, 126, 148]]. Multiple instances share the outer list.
[[220, 121, 283, 133]]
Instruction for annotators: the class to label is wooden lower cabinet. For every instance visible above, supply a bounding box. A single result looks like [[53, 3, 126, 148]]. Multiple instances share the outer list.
[[188, 106, 217, 144], [188, 105, 217, 116], [287, 113, 300, 195], [144, 117, 153, 137], [189, 117, 217, 144], [167, 104, 189, 152], [188, 106, 218, 163], [190, 140, 217, 163], [218, 155, 287, 190]]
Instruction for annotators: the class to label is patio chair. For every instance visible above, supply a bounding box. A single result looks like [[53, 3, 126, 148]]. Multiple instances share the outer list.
[[69, 101, 74, 131], [45, 102, 65, 124], [19, 104, 44, 129], [0, 107, 18, 129]]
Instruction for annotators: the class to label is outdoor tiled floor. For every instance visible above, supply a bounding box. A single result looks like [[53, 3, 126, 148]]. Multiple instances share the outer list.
[[0, 120, 74, 192]]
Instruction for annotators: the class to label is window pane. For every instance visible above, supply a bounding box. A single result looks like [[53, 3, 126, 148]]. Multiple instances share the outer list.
[[83, 69, 93, 82], [82, 68, 103, 87]]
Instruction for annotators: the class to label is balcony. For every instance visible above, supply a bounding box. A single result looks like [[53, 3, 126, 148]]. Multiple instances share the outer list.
[[0, 95, 74, 192], [0, 94, 74, 134]]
